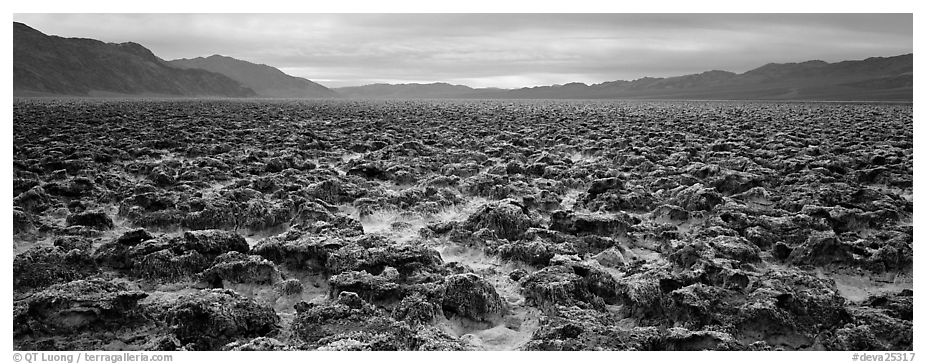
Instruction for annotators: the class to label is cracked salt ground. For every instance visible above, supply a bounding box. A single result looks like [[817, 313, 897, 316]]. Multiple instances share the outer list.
[[566, 151, 601, 165], [435, 243, 542, 350], [14, 100, 913, 350], [219, 267, 330, 314], [221, 268, 330, 345], [344, 198, 488, 243], [824, 269, 913, 303], [335, 200, 545, 349], [242, 224, 292, 246], [15, 205, 137, 254], [327, 152, 363, 175], [558, 188, 583, 211]]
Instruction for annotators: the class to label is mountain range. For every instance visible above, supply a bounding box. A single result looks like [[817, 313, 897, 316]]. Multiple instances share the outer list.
[[335, 55, 911, 101], [13, 22, 336, 98], [334, 82, 505, 99], [13, 22, 913, 101], [13, 22, 254, 97], [169, 55, 337, 98]]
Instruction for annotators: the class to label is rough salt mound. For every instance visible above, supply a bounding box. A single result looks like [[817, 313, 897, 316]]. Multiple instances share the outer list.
[[91, 229, 252, 282], [463, 200, 532, 241], [65, 210, 114, 229], [161, 289, 280, 350], [16, 279, 148, 336], [14, 246, 98, 291], [200, 251, 283, 286], [441, 273, 506, 323], [181, 230, 250, 256], [291, 293, 469, 350]]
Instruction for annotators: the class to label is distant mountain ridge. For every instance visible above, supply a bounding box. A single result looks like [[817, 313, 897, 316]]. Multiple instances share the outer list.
[[334, 54, 913, 101], [169, 55, 337, 98], [334, 82, 504, 98], [13, 22, 255, 97]]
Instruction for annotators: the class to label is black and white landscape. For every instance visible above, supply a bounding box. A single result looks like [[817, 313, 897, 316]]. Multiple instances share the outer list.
[[12, 14, 913, 352]]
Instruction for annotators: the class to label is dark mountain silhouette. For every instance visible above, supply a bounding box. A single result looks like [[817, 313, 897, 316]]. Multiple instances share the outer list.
[[169, 55, 337, 98], [335, 54, 912, 101], [13, 22, 255, 97]]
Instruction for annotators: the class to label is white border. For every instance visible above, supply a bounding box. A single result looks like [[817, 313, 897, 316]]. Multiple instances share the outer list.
[[3, 1, 921, 363]]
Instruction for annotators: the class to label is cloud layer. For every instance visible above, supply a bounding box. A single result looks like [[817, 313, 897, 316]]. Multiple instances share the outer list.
[[13, 14, 913, 88]]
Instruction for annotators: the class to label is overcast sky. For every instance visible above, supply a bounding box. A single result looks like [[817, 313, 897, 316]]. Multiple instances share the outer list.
[[13, 13, 913, 89]]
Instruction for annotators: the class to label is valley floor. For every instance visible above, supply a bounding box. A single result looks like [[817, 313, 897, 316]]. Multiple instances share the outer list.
[[12, 99, 913, 350]]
